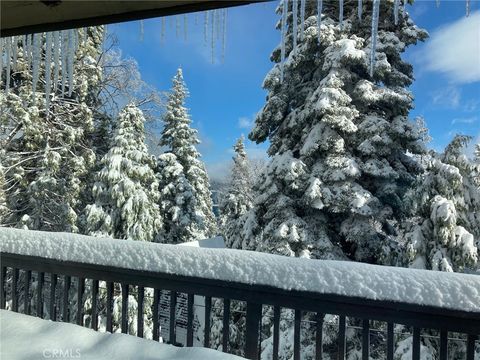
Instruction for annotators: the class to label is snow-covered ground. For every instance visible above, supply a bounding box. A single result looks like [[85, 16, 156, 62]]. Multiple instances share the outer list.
[[0, 310, 243, 360], [1, 227, 480, 312]]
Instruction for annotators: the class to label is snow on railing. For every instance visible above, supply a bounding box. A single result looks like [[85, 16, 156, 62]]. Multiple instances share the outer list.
[[1, 227, 479, 313]]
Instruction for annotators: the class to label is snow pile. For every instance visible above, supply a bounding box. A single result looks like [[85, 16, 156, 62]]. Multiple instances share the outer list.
[[0, 310, 243, 360], [1, 227, 480, 312], [178, 236, 225, 249]]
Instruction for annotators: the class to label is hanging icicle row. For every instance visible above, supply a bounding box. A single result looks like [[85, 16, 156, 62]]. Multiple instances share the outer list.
[[339, 0, 344, 29], [292, 0, 298, 53], [394, 0, 400, 25], [317, 0, 323, 43], [45, 32, 52, 110], [358, 0, 363, 20], [370, 0, 381, 77]]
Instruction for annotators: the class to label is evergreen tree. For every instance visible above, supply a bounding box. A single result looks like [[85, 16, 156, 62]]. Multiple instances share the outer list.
[[85, 103, 161, 241], [404, 135, 480, 272], [156, 68, 216, 243], [229, 1, 428, 359], [220, 136, 253, 248]]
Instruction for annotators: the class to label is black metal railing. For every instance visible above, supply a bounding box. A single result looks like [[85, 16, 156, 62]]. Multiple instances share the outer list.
[[1, 251, 479, 360]]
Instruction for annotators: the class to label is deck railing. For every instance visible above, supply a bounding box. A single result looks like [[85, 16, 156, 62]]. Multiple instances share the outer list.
[[1, 250, 479, 360]]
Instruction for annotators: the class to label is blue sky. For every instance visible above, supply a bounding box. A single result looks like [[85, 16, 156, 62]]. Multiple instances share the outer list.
[[108, 1, 480, 180]]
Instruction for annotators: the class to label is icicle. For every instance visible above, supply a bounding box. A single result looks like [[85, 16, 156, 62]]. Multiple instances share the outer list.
[[292, 0, 298, 52], [370, 0, 381, 77], [280, 0, 288, 82], [466, 0, 470, 16], [61, 30, 67, 96], [32, 33, 40, 97], [394, 0, 400, 25], [176, 16, 180, 38], [161, 17, 166, 43], [184, 14, 188, 41], [53, 31, 60, 91], [26, 35, 32, 70], [45, 32, 52, 111], [436, 0, 440, 8], [211, 10, 216, 63], [0, 38, 3, 85], [338, 0, 344, 30], [222, 9, 227, 63], [195, 13, 199, 26], [140, 20, 144, 41], [68, 29, 75, 96], [5, 37, 11, 94], [204, 11, 209, 45], [12, 36, 18, 71], [317, 0, 323, 43], [358, 0, 362, 20], [300, 0, 306, 39], [83, 27, 88, 44], [216, 9, 221, 40]]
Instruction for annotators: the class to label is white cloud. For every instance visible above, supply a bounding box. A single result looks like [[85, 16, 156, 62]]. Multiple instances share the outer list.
[[451, 116, 478, 125], [431, 86, 461, 108], [238, 114, 256, 129], [424, 11, 480, 83]]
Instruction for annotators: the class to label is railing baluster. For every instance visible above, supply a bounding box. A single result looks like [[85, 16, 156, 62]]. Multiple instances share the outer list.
[[106, 281, 114, 332], [62, 275, 71, 322], [137, 286, 144, 338], [76, 277, 84, 325], [121, 283, 129, 334], [315, 313, 324, 360], [294, 309, 301, 360], [338, 315, 346, 360], [362, 319, 370, 360], [152, 288, 160, 341], [91, 279, 99, 330], [223, 298, 231, 352], [0, 266, 6, 309], [466, 334, 476, 360], [12, 268, 19, 312], [412, 328, 420, 360], [50, 274, 57, 321], [24, 270, 31, 315], [169, 290, 177, 344], [273, 306, 280, 360], [387, 322, 394, 360], [245, 302, 262, 360], [204, 296, 212, 348], [187, 293, 194, 347], [36, 272, 44, 318], [439, 330, 448, 360]]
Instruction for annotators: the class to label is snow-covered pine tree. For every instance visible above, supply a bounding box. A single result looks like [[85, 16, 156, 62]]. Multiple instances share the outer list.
[[0, 28, 103, 232], [239, 0, 427, 265], [85, 103, 161, 241], [404, 135, 480, 272], [225, 1, 429, 359], [219, 135, 253, 248], [156, 68, 216, 243]]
